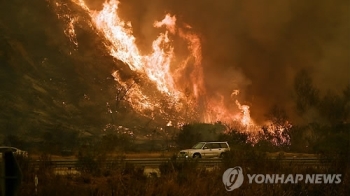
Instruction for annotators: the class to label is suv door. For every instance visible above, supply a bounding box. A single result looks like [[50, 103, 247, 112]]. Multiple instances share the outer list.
[[201, 143, 212, 158], [211, 143, 223, 157]]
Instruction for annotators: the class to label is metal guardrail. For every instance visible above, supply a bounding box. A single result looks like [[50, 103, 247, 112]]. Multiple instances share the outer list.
[[28, 157, 345, 169]]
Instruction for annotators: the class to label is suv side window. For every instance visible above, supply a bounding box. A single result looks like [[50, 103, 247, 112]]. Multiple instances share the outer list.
[[203, 143, 212, 149], [219, 143, 228, 148], [211, 143, 221, 149]]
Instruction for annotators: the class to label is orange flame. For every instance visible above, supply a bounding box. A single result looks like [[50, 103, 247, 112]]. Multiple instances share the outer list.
[[68, 0, 255, 128], [154, 14, 176, 34]]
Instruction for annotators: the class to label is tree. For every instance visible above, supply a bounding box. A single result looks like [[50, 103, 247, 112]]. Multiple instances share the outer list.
[[218, 128, 249, 147], [318, 90, 348, 125], [294, 70, 320, 114], [265, 105, 289, 126], [264, 105, 292, 146], [175, 124, 202, 149]]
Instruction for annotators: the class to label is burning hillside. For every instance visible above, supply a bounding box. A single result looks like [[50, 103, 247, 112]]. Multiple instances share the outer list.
[[1, 0, 347, 147], [51, 0, 255, 129]]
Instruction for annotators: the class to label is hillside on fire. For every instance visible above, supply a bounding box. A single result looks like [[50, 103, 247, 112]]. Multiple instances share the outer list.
[[0, 0, 156, 141], [0, 0, 349, 156]]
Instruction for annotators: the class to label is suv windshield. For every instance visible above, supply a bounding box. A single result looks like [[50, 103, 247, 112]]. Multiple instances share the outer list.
[[192, 142, 205, 149]]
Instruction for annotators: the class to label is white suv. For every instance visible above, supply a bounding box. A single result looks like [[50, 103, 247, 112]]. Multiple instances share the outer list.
[[178, 142, 230, 158]]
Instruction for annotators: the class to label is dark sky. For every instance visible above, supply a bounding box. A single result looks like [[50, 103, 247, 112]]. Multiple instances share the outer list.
[[85, 0, 349, 123]]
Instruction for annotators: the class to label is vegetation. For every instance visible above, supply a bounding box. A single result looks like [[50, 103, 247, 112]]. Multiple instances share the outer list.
[[175, 123, 226, 149], [15, 150, 349, 195]]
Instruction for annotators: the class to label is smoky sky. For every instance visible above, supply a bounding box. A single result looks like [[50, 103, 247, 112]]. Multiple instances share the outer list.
[[85, 0, 349, 123]]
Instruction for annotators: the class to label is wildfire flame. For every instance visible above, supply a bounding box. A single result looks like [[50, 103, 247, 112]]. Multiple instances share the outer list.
[[54, 0, 265, 133]]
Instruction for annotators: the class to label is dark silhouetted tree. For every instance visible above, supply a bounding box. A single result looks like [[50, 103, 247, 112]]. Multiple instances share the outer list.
[[294, 69, 320, 114], [176, 124, 202, 149], [318, 90, 348, 125]]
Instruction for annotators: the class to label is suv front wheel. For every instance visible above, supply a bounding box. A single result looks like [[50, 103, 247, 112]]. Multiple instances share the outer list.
[[220, 152, 226, 158]]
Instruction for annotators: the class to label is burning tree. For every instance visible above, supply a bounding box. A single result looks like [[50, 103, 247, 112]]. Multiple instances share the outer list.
[[262, 105, 292, 146]]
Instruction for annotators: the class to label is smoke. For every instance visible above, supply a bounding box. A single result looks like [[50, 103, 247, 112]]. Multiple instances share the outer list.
[[83, 0, 349, 123]]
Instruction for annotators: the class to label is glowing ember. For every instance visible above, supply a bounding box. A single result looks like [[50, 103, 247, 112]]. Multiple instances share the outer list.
[[52, 1, 79, 50], [166, 121, 173, 127]]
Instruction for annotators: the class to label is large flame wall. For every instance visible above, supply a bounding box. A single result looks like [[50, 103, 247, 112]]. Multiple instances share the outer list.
[[61, 0, 254, 128]]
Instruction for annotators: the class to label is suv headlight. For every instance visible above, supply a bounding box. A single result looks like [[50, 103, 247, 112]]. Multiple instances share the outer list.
[[187, 151, 194, 157], [178, 151, 187, 157]]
